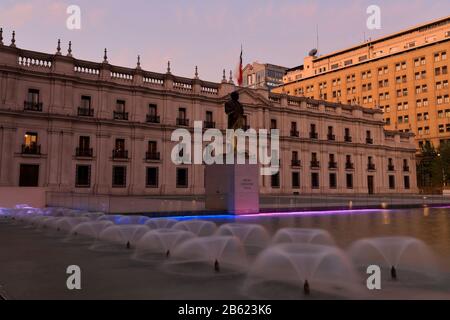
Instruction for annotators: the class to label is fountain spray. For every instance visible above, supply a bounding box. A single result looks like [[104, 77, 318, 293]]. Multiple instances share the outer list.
[[390, 266, 397, 280]]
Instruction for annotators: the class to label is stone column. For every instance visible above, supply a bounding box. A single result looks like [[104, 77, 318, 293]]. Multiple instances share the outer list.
[[130, 131, 145, 195], [0, 125, 17, 186], [59, 131, 74, 192], [45, 129, 62, 190], [94, 131, 111, 194]]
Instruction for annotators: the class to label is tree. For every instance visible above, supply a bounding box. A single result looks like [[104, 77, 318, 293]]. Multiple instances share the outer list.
[[417, 142, 439, 192]]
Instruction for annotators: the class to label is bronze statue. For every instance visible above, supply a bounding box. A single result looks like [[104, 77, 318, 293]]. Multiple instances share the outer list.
[[224, 91, 245, 130]]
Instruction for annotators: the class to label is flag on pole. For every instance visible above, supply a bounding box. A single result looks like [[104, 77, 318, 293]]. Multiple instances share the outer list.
[[236, 45, 243, 86]]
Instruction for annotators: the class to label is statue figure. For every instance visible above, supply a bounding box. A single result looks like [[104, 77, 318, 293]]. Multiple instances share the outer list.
[[224, 91, 245, 130]]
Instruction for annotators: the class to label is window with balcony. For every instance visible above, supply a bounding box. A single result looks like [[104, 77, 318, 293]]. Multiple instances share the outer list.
[[366, 131, 373, 144], [204, 111, 215, 128], [146, 141, 160, 160], [345, 155, 354, 170], [78, 95, 93, 117], [22, 132, 40, 155], [311, 152, 320, 168], [114, 100, 128, 120], [146, 104, 160, 123], [24, 89, 42, 111], [344, 128, 352, 142], [388, 158, 395, 171], [403, 159, 410, 172], [76, 136, 93, 157], [177, 108, 189, 126], [327, 126, 335, 141], [290, 122, 299, 137], [310, 124, 318, 139], [328, 154, 337, 169], [291, 151, 301, 167], [113, 139, 128, 159], [368, 156, 375, 170]]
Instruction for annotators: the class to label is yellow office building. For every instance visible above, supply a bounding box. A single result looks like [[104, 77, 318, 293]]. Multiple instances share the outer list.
[[273, 16, 450, 149]]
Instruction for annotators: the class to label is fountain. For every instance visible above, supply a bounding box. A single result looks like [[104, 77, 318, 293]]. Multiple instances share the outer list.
[[133, 229, 196, 262], [82, 212, 105, 220], [244, 243, 362, 299], [164, 236, 248, 276], [53, 217, 91, 232], [216, 223, 270, 255], [145, 218, 178, 230], [348, 237, 440, 281], [92, 225, 150, 251], [97, 215, 124, 224], [68, 220, 114, 241], [271, 228, 335, 246], [117, 215, 149, 225], [172, 220, 217, 236], [35, 216, 60, 230]]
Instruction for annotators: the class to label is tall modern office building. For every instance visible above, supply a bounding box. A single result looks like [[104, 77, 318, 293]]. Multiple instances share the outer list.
[[242, 62, 288, 90], [273, 16, 450, 149]]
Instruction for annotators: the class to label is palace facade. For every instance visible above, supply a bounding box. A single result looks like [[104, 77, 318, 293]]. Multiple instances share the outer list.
[[0, 38, 418, 198]]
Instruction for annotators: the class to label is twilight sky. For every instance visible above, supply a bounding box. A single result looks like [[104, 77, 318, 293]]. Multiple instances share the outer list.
[[0, 0, 449, 82]]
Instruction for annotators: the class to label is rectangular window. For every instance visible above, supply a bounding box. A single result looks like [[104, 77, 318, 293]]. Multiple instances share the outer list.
[[206, 111, 213, 123], [76, 165, 91, 188], [116, 100, 125, 112], [311, 172, 319, 189], [271, 119, 277, 130], [146, 167, 159, 188], [27, 89, 40, 104], [176, 168, 188, 188], [404, 176, 410, 189], [271, 172, 280, 188], [389, 175, 395, 189], [149, 104, 157, 116], [346, 174, 353, 189], [115, 138, 125, 151], [81, 95, 91, 109], [292, 172, 300, 189], [112, 166, 126, 187], [79, 136, 90, 149], [179, 108, 186, 119], [329, 173, 337, 189], [19, 164, 39, 187]]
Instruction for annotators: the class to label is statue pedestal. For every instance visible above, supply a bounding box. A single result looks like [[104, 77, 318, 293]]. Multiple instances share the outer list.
[[205, 163, 260, 215]]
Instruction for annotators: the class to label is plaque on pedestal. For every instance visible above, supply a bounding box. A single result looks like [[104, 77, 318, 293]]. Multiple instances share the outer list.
[[205, 163, 260, 215]]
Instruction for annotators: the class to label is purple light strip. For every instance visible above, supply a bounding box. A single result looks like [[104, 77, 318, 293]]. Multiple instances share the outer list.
[[239, 208, 387, 218]]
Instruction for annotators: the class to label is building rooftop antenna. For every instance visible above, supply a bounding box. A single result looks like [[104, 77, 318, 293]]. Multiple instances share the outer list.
[[316, 24, 319, 56]]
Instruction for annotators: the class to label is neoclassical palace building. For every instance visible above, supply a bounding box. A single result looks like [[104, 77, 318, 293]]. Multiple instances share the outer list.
[[0, 37, 418, 198]]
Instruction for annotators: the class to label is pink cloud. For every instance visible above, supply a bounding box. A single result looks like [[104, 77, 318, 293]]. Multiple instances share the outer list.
[[0, 3, 34, 28]]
